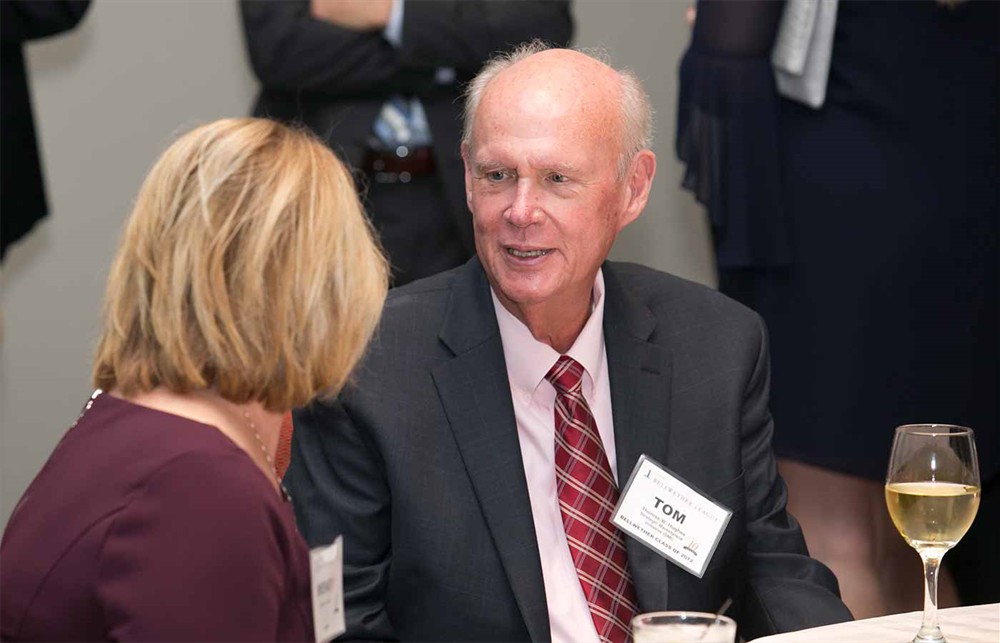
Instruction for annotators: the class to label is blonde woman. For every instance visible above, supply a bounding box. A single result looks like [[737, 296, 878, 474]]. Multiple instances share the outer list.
[[0, 118, 388, 640]]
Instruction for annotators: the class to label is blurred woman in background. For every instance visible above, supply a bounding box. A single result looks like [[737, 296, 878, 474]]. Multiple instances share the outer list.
[[677, 0, 998, 618], [0, 118, 388, 640]]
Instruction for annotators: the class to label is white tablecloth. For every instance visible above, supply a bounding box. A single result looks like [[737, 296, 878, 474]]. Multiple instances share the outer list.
[[751, 603, 999, 643]]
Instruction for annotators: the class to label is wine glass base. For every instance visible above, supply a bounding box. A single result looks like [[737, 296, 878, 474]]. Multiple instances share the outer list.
[[912, 629, 945, 643]]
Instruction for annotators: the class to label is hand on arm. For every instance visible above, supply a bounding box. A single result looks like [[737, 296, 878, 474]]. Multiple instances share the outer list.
[[240, 0, 400, 94], [395, 0, 574, 72], [310, 0, 393, 31]]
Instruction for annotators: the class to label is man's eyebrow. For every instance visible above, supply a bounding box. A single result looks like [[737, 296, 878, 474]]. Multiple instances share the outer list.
[[546, 162, 580, 175], [472, 160, 507, 173], [472, 160, 581, 174]]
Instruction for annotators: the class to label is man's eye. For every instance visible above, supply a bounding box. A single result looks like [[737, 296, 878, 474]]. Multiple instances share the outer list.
[[549, 173, 568, 184], [486, 171, 507, 182]]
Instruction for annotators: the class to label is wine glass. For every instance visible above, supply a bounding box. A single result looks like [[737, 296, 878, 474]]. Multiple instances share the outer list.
[[885, 424, 980, 643], [632, 612, 736, 643]]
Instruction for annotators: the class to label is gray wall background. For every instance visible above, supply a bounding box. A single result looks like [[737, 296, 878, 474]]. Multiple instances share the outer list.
[[1, 0, 712, 527]]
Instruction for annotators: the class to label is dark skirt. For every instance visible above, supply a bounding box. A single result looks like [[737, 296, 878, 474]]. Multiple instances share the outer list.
[[679, 1, 999, 481]]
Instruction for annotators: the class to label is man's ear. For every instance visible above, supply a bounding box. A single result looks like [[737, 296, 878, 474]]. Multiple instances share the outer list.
[[617, 150, 657, 231], [461, 142, 474, 210]]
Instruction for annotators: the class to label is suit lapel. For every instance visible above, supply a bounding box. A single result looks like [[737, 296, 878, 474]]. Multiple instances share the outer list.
[[603, 263, 673, 613], [431, 259, 551, 642]]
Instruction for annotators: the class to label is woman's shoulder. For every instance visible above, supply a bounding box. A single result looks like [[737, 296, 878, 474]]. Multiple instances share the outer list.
[[77, 394, 277, 493], [1, 394, 306, 641], [103, 445, 297, 564], [13, 392, 297, 564]]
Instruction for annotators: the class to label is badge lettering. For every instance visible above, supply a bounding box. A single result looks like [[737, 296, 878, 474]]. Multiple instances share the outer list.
[[612, 455, 733, 578], [652, 497, 687, 524]]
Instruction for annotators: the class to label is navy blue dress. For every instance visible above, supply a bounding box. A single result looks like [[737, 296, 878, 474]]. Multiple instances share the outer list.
[[678, 0, 998, 483]]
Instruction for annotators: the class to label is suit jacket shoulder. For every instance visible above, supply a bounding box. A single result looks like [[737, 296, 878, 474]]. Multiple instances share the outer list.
[[603, 260, 766, 380], [606, 260, 759, 328], [289, 258, 853, 642]]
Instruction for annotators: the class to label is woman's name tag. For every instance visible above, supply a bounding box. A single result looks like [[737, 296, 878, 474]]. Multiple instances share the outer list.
[[310, 536, 345, 643], [612, 455, 733, 578]]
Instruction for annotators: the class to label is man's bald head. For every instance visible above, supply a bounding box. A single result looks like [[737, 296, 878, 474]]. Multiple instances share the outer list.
[[462, 42, 653, 179]]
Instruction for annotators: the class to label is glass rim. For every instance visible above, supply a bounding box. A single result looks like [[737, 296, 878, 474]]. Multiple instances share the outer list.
[[631, 611, 737, 627], [895, 423, 974, 437]]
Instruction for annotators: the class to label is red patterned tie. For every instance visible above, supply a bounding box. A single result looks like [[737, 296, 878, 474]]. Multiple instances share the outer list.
[[546, 356, 638, 643]]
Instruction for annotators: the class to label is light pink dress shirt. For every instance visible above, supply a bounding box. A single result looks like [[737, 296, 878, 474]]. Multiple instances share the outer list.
[[491, 269, 618, 643]]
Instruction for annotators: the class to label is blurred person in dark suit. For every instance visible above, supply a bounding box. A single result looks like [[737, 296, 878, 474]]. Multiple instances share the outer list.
[[1, 0, 90, 260], [287, 43, 853, 642], [676, 0, 998, 617], [0, 118, 388, 640], [240, 0, 573, 286]]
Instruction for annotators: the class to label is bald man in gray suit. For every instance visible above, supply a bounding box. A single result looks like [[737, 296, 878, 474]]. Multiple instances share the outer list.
[[288, 43, 853, 642]]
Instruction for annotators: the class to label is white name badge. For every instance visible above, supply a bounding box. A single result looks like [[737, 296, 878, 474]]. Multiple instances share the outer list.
[[310, 536, 346, 643], [612, 455, 733, 578]]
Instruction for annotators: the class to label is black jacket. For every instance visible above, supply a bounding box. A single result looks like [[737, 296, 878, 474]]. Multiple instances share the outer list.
[[240, 0, 573, 255], [1, 0, 90, 259]]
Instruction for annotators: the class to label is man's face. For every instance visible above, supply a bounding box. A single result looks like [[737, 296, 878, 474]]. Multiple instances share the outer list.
[[464, 68, 639, 323]]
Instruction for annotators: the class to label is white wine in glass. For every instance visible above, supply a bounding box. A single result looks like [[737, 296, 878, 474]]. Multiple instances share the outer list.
[[885, 425, 980, 643]]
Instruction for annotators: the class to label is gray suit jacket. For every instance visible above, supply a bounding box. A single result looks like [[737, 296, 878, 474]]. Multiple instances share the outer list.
[[288, 258, 853, 641]]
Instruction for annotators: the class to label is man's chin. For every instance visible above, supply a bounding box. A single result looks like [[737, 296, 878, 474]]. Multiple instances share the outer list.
[[490, 277, 555, 312]]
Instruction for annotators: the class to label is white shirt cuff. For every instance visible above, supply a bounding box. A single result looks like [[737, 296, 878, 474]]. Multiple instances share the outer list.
[[383, 0, 404, 47]]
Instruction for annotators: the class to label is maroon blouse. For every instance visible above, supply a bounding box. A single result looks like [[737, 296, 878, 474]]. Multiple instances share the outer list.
[[1, 393, 313, 641]]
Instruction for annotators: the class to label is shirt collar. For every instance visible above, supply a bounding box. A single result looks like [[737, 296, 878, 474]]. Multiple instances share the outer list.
[[492, 269, 607, 399]]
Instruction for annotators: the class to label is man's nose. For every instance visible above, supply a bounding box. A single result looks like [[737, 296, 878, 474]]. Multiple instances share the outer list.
[[504, 179, 543, 227]]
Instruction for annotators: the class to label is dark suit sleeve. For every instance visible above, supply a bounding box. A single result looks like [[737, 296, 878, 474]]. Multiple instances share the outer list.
[[0, 0, 90, 43], [288, 399, 396, 641], [737, 315, 855, 635], [398, 0, 574, 72], [240, 0, 402, 94], [239, 0, 573, 95]]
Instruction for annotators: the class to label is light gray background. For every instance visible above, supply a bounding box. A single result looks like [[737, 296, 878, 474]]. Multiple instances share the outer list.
[[1, 0, 711, 527]]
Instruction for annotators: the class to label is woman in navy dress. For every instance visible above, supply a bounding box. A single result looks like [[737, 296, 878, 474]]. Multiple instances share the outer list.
[[677, 0, 998, 618], [0, 118, 389, 640]]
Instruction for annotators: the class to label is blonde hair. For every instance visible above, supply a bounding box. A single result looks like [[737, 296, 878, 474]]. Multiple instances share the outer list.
[[462, 41, 654, 179], [93, 118, 388, 412]]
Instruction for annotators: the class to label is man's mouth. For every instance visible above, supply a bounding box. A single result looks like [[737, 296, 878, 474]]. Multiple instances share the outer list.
[[506, 247, 551, 259]]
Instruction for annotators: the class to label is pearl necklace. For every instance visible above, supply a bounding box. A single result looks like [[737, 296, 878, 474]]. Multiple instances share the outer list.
[[241, 407, 285, 493]]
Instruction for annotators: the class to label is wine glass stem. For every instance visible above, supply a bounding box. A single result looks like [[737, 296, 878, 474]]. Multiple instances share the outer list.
[[915, 550, 946, 643]]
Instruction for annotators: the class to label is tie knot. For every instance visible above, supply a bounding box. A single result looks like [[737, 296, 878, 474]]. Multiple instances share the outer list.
[[545, 356, 585, 395]]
